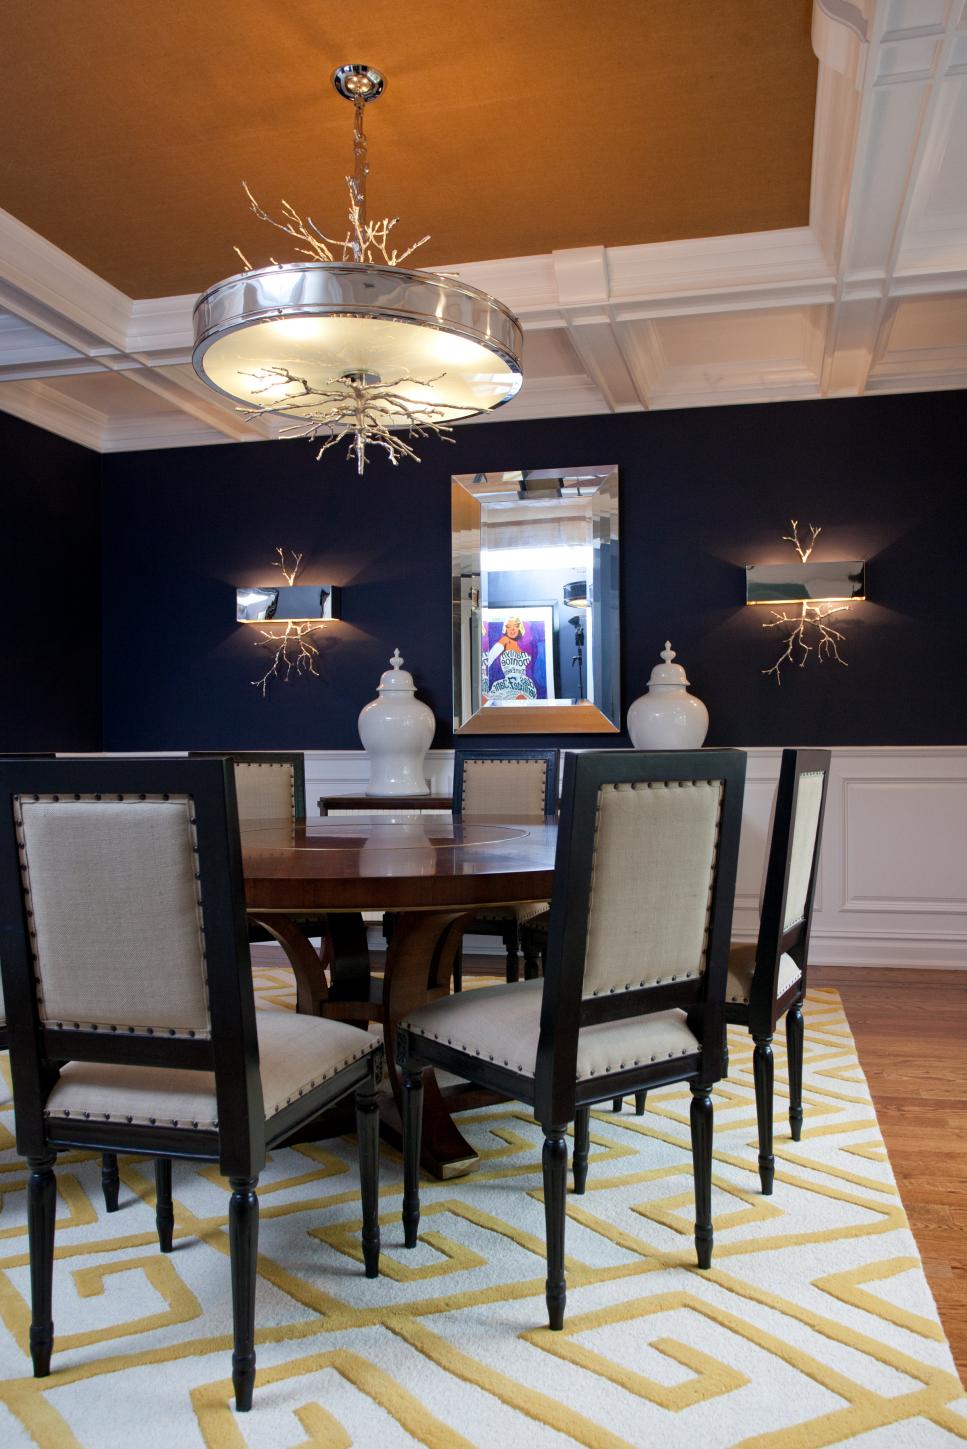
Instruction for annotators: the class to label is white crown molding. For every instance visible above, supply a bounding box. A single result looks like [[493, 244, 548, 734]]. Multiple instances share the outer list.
[[0, 209, 131, 350], [1, 0, 966, 452], [0, 379, 105, 450]]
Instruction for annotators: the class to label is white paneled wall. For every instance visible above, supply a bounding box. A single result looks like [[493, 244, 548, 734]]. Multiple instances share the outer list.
[[307, 747, 967, 971]]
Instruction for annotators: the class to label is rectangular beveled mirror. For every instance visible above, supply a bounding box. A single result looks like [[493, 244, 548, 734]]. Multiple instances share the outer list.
[[452, 466, 619, 733]]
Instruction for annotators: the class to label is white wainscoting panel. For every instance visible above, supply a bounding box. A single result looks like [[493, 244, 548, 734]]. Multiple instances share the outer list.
[[305, 747, 967, 971]]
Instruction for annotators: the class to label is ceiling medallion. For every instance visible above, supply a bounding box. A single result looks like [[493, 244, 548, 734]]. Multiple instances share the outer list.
[[192, 63, 524, 474]]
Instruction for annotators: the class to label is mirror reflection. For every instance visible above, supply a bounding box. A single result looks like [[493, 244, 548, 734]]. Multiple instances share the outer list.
[[452, 466, 619, 733], [236, 585, 338, 622]]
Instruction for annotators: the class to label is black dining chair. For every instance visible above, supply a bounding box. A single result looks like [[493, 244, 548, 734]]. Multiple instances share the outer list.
[[724, 748, 831, 1193], [398, 748, 746, 1329], [611, 750, 831, 1170], [451, 747, 558, 987], [0, 756, 382, 1412]]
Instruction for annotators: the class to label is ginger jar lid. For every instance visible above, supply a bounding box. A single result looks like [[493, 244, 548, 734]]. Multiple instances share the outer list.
[[647, 641, 690, 688], [377, 648, 417, 693]]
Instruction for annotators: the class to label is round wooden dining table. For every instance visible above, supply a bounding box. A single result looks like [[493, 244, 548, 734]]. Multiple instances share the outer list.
[[241, 813, 557, 1178]]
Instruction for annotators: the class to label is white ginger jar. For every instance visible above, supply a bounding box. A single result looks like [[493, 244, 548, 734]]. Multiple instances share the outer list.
[[358, 648, 435, 796], [627, 641, 709, 749]]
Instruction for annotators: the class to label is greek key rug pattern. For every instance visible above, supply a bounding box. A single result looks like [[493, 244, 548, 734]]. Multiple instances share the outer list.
[[1, 977, 964, 1447]]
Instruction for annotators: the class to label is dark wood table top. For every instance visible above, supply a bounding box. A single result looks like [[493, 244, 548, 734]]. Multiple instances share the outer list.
[[241, 814, 557, 913]]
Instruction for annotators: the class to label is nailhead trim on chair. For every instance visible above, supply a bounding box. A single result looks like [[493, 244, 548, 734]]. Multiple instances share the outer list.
[[237, 760, 296, 820], [584, 779, 722, 996], [14, 792, 213, 1039], [44, 1040, 377, 1129], [408, 1025, 694, 1080]]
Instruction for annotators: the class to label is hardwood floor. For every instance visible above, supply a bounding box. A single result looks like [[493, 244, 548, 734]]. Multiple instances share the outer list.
[[811, 966, 967, 1384]]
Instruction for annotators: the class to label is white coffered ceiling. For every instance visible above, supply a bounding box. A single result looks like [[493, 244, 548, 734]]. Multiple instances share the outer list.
[[0, 0, 965, 453]]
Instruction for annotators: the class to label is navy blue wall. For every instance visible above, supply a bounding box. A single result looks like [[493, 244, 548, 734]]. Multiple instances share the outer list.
[[98, 389, 966, 750], [0, 411, 102, 751]]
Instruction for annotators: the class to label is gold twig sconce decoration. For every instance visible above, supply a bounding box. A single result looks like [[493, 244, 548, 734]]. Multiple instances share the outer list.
[[236, 547, 341, 697], [746, 522, 866, 684]]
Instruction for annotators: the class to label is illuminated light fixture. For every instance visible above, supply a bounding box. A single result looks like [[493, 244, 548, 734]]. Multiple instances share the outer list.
[[192, 63, 523, 474], [746, 521, 866, 683], [238, 548, 340, 697], [563, 580, 589, 609]]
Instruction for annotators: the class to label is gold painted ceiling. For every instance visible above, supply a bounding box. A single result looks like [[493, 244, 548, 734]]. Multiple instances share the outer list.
[[0, 0, 816, 299]]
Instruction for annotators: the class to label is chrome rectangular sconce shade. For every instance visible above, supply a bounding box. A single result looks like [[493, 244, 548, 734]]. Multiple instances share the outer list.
[[745, 561, 866, 606], [237, 584, 341, 622]]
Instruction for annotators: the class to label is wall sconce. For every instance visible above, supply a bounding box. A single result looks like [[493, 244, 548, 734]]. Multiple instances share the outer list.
[[563, 579, 589, 609], [237, 547, 341, 696], [746, 521, 865, 683]]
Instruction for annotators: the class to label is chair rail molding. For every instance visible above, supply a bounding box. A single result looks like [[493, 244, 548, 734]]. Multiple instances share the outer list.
[[305, 745, 967, 971]]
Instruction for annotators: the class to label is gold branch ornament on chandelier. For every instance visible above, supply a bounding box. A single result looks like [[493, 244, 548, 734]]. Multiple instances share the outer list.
[[192, 64, 524, 474]]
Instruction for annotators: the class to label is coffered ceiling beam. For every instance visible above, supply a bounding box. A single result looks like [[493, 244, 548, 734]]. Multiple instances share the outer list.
[[1, 2, 966, 448]]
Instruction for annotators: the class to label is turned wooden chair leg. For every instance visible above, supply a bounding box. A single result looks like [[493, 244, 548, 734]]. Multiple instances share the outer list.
[[101, 1152, 120, 1213], [155, 1159, 174, 1253], [753, 1034, 775, 1194], [228, 1176, 259, 1412], [689, 1085, 714, 1269], [504, 923, 520, 983], [786, 1002, 805, 1142], [572, 1108, 590, 1194], [27, 1155, 57, 1378], [542, 1125, 568, 1330], [522, 933, 543, 979], [613, 1091, 647, 1115], [355, 1085, 381, 1278], [401, 1069, 424, 1249]]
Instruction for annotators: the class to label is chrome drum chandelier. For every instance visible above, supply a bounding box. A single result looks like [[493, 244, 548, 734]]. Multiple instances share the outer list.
[[192, 64, 524, 474]]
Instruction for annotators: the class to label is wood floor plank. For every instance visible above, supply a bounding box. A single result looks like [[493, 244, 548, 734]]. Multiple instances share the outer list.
[[813, 965, 967, 1384]]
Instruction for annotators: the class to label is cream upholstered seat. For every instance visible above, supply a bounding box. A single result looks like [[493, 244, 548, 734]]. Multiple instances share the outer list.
[[726, 943, 801, 1005], [45, 1012, 375, 1129], [723, 748, 830, 1194], [0, 757, 383, 1414], [452, 748, 558, 985], [403, 978, 702, 1081], [398, 749, 746, 1332]]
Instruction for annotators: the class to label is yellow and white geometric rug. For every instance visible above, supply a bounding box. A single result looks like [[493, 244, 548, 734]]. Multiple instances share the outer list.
[[1, 976, 965, 1447]]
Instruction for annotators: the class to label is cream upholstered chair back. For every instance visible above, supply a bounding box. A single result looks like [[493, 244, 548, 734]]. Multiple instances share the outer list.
[[581, 778, 724, 999], [189, 752, 306, 823], [233, 761, 295, 822], [13, 793, 211, 1038], [0, 756, 267, 1171], [534, 750, 746, 1124], [744, 749, 831, 1030], [782, 770, 826, 930], [759, 751, 830, 951], [453, 748, 559, 818]]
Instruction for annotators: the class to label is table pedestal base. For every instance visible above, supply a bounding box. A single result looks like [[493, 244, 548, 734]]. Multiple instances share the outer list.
[[250, 907, 486, 1178]]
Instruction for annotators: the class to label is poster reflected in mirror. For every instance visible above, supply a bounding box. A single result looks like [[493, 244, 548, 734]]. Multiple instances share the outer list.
[[481, 606, 557, 704]]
